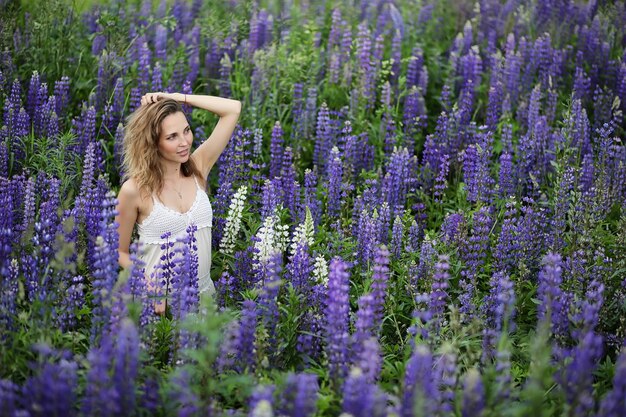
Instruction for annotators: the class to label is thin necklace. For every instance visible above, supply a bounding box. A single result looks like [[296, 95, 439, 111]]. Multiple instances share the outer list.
[[174, 182, 183, 200]]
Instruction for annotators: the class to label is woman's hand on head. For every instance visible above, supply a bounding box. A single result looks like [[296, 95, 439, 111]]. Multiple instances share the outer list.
[[140, 92, 180, 106]]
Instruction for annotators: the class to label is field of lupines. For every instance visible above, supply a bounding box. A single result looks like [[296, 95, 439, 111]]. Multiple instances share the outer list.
[[1, 0, 626, 415]]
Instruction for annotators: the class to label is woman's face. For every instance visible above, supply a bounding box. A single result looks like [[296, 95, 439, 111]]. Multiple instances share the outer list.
[[157, 111, 193, 164]]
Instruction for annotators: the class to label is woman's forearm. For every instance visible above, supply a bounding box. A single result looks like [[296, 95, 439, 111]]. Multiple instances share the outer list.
[[172, 93, 241, 117]]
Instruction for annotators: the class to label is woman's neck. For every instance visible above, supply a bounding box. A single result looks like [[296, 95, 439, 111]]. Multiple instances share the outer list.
[[161, 161, 184, 181]]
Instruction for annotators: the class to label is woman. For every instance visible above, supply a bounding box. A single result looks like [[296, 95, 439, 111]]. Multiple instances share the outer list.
[[115, 92, 241, 313]]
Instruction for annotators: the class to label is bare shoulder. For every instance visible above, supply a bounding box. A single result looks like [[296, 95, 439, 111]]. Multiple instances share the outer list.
[[118, 178, 141, 202]]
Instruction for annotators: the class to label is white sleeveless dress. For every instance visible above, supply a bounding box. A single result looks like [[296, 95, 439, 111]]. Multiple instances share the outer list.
[[136, 177, 215, 295]]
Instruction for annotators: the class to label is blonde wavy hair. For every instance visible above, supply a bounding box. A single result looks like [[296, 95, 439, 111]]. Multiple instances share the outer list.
[[122, 98, 201, 197]]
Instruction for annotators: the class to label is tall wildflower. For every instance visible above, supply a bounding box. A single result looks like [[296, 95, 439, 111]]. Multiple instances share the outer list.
[[277, 373, 319, 417], [428, 255, 451, 334], [382, 147, 416, 217], [390, 215, 404, 259], [269, 121, 284, 179], [325, 257, 351, 382], [258, 253, 282, 354], [481, 271, 516, 361], [537, 253, 568, 340], [459, 206, 493, 319], [402, 345, 438, 417], [220, 185, 248, 256], [90, 190, 119, 344], [22, 358, 78, 417], [81, 334, 118, 415], [313, 103, 333, 170], [342, 367, 387, 417], [325, 146, 343, 218], [370, 245, 390, 329], [461, 369, 485, 417], [254, 209, 289, 265]]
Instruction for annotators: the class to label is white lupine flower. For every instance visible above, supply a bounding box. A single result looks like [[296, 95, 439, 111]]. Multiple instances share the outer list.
[[254, 209, 289, 264], [220, 185, 248, 256], [312, 254, 328, 286], [289, 206, 315, 255]]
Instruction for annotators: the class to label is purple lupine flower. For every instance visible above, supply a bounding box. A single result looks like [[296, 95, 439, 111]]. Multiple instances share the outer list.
[[154, 24, 168, 61], [597, 347, 626, 417], [355, 337, 382, 384], [42, 96, 59, 139], [492, 199, 519, 273], [26, 71, 43, 121], [237, 299, 259, 372], [277, 373, 319, 417], [342, 367, 387, 417], [286, 242, 314, 293], [325, 146, 343, 218], [440, 212, 465, 247], [13, 107, 30, 143], [433, 153, 450, 203], [260, 178, 281, 219], [370, 245, 390, 326], [325, 257, 351, 382], [459, 206, 492, 320], [537, 253, 568, 340], [390, 29, 402, 88], [352, 293, 375, 358], [0, 258, 18, 333], [280, 147, 299, 222], [269, 121, 284, 179], [461, 206, 492, 278], [355, 207, 380, 267], [435, 349, 457, 414], [549, 167, 575, 251], [461, 369, 485, 417], [462, 129, 495, 204], [20, 176, 35, 237], [169, 369, 200, 417], [402, 345, 438, 417], [313, 103, 333, 171], [258, 253, 282, 355], [81, 337, 122, 416], [138, 41, 151, 93], [390, 216, 404, 259], [486, 56, 504, 131], [498, 152, 516, 199], [557, 330, 603, 416], [90, 190, 119, 344], [53, 76, 70, 118], [112, 319, 140, 413], [382, 147, 416, 217], [58, 274, 86, 331], [0, 135, 8, 177], [428, 255, 451, 334], [0, 379, 20, 416], [151, 62, 163, 92], [22, 359, 78, 417], [481, 271, 516, 361], [129, 86, 142, 112], [517, 197, 549, 274], [218, 51, 232, 97], [403, 86, 427, 139], [72, 105, 97, 158], [376, 202, 391, 245], [217, 320, 240, 372]]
